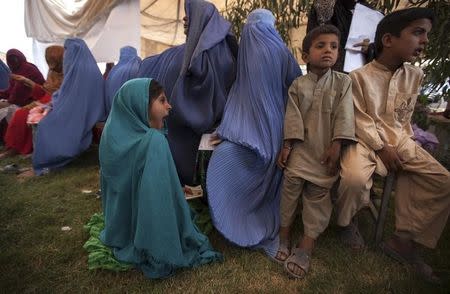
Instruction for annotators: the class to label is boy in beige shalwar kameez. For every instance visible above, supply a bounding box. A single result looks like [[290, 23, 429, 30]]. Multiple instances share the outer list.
[[273, 25, 357, 279], [336, 8, 450, 283]]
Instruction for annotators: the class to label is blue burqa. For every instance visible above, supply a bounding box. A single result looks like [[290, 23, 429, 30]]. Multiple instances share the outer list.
[[99, 78, 222, 279], [206, 9, 302, 256], [167, 0, 237, 184], [0, 59, 10, 90], [33, 38, 105, 175], [105, 46, 141, 115], [137, 44, 185, 100]]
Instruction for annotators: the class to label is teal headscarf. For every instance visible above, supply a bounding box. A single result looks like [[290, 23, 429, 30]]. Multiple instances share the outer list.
[[99, 78, 222, 279]]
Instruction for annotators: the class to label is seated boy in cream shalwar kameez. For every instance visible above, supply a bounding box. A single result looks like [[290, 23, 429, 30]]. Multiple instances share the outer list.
[[274, 25, 357, 279], [336, 8, 450, 283]]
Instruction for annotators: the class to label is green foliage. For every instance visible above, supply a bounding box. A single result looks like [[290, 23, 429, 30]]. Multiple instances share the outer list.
[[224, 0, 311, 45], [223, 0, 449, 101], [413, 0, 450, 102]]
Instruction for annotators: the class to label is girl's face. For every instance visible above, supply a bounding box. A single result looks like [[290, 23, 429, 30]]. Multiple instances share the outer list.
[[148, 92, 171, 128]]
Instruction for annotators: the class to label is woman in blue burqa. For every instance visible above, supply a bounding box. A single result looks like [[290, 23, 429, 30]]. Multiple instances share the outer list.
[[0, 59, 10, 90], [104, 46, 141, 115], [32, 38, 105, 175], [99, 78, 222, 279], [206, 9, 302, 257], [167, 0, 238, 185]]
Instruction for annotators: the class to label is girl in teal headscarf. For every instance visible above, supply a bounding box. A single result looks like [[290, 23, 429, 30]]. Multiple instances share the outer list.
[[99, 78, 222, 279]]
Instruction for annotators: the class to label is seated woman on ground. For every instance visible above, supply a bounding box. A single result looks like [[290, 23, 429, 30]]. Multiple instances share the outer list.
[[0, 49, 45, 142], [0, 45, 64, 160], [98, 78, 222, 279], [31, 38, 105, 177]]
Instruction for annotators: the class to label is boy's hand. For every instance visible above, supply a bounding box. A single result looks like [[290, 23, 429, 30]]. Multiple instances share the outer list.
[[277, 146, 292, 169], [320, 140, 341, 175], [376, 145, 403, 172], [353, 38, 370, 54]]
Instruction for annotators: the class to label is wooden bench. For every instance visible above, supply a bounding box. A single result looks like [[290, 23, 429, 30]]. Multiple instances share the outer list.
[[368, 173, 396, 244]]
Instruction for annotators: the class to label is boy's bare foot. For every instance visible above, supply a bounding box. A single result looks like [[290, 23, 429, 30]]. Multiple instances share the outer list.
[[380, 235, 442, 284]]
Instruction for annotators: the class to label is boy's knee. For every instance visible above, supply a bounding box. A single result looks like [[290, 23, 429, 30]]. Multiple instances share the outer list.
[[339, 171, 368, 193]]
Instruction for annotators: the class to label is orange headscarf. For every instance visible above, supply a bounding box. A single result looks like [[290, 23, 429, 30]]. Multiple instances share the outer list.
[[43, 45, 64, 94]]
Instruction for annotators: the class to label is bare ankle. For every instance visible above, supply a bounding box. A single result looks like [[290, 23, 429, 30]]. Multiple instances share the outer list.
[[279, 226, 291, 242]]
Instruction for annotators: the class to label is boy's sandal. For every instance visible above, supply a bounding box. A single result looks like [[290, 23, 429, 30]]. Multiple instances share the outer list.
[[340, 221, 365, 250], [271, 240, 290, 264], [379, 241, 442, 285], [284, 248, 310, 279]]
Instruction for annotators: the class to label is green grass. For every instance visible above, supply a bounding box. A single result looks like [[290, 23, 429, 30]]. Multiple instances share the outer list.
[[0, 147, 449, 293]]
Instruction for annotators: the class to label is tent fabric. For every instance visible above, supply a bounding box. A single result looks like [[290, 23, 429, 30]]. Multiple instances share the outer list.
[[206, 9, 302, 256], [0, 59, 10, 90], [24, 0, 120, 43], [167, 0, 237, 185], [140, 0, 228, 46], [105, 46, 141, 115], [27, 0, 141, 67], [99, 78, 222, 279], [33, 38, 105, 175]]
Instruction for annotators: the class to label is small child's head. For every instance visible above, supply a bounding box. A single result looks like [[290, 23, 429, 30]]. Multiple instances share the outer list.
[[375, 8, 434, 63], [148, 80, 171, 128], [302, 25, 340, 73]]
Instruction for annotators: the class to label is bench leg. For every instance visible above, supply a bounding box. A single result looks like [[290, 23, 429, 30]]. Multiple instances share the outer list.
[[374, 173, 395, 244]]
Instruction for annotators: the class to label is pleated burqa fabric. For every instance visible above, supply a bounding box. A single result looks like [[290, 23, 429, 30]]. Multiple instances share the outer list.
[[105, 46, 141, 115], [99, 78, 222, 279], [207, 9, 302, 256], [167, 0, 237, 185], [33, 38, 105, 175]]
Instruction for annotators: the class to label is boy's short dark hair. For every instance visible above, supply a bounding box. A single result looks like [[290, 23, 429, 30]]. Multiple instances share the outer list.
[[375, 8, 435, 54], [302, 25, 341, 54]]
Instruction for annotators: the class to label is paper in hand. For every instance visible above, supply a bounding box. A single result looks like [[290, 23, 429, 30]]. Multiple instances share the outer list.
[[343, 3, 384, 72]]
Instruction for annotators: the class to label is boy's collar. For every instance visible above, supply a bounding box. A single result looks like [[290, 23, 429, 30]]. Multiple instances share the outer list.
[[308, 68, 332, 82], [372, 59, 405, 72]]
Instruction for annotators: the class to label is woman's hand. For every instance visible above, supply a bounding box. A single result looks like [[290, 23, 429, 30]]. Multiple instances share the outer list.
[[0, 99, 10, 109], [10, 74, 35, 88], [209, 132, 222, 146]]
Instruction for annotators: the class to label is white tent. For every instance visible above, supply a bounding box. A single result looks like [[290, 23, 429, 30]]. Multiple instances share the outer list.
[[140, 0, 227, 47], [23, 0, 229, 67]]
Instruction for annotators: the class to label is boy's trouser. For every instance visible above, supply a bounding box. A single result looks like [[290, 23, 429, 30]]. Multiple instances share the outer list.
[[336, 139, 450, 248], [280, 174, 332, 239]]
